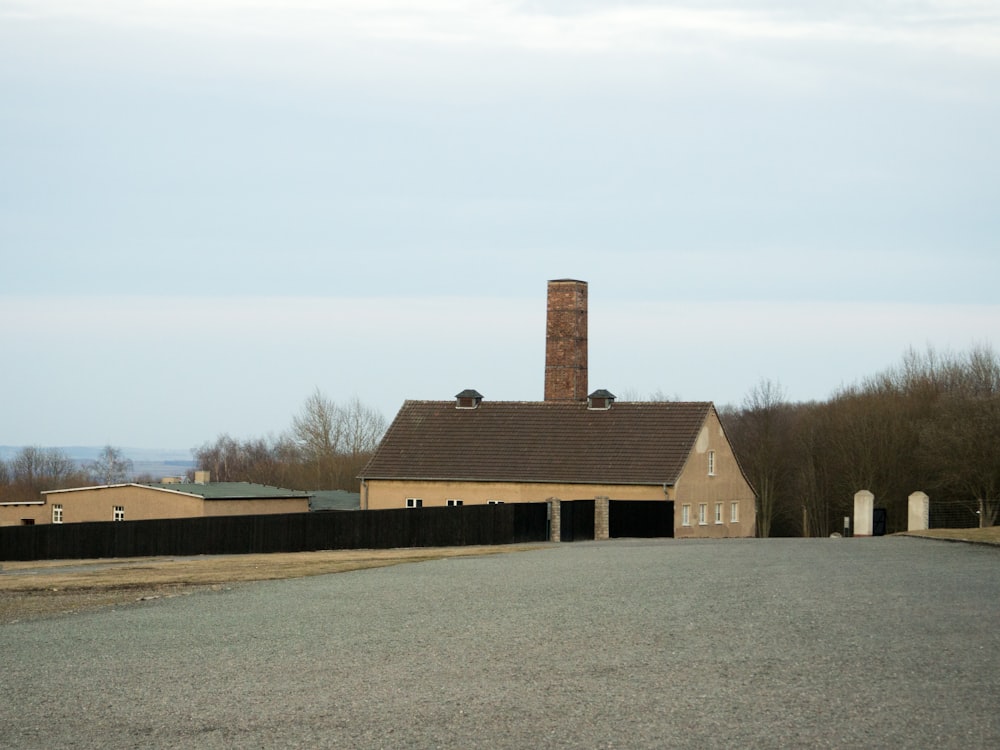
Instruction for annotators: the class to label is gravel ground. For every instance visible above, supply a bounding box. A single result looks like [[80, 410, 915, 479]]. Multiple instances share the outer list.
[[1, 537, 998, 749]]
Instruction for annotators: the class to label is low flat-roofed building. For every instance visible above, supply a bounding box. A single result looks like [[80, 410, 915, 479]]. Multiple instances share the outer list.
[[0, 474, 311, 526]]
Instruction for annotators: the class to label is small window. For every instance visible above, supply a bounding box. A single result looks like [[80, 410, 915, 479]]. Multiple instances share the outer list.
[[52, 504, 63, 524], [715, 503, 723, 524], [487, 500, 504, 505], [405, 498, 423, 508], [731, 502, 739, 523], [681, 504, 691, 527], [446, 499, 463, 507], [113, 506, 125, 522], [708, 450, 716, 476], [698, 503, 707, 525]]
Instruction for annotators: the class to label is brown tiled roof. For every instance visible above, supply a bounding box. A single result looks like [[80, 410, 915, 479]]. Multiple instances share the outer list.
[[360, 400, 713, 486]]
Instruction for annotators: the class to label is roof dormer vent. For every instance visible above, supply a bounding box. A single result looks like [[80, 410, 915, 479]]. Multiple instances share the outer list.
[[455, 389, 484, 409], [587, 389, 616, 410]]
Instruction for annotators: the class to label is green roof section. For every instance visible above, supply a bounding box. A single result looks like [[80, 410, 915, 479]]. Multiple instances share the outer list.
[[143, 482, 313, 501], [309, 490, 361, 511]]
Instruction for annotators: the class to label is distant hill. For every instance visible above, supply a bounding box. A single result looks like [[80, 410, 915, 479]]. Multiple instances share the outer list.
[[0, 446, 195, 482]]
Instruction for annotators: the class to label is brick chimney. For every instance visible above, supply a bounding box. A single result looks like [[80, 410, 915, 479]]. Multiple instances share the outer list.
[[544, 279, 588, 402]]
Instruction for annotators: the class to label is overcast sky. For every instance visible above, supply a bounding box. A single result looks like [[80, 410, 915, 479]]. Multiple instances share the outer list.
[[2, 1, 998, 451]]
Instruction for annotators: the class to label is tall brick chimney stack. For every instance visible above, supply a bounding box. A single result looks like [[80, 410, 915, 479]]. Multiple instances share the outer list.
[[544, 279, 588, 402]]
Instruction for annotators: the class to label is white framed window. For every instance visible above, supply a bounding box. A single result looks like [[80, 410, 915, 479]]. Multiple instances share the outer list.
[[715, 503, 723, 524], [698, 503, 707, 525], [446, 499, 463, 507], [708, 450, 716, 476], [731, 502, 739, 523], [405, 498, 423, 508], [113, 506, 125, 522], [52, 504, 63, 524], [681, 504, 691, 526], [488, 500, 504, 505]]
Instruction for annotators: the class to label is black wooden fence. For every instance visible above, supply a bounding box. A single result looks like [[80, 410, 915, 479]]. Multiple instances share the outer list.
[[0, 503, 549, 562], [609, 500, 674, 539], [560, 500, 595, 542]]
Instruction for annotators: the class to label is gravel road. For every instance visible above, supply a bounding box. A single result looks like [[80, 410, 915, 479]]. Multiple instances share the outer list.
[[2, 537, 998, 749]]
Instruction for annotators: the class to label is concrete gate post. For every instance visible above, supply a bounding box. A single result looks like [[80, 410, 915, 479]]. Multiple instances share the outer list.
[[854, 490, 875, 537], [595, 496, 610, 540], [908, 492, 929, 531]]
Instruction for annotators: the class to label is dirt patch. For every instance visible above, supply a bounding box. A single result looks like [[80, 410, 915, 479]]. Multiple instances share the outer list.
[[0, 545, 546, 624], [898, 527, 1000, 545]]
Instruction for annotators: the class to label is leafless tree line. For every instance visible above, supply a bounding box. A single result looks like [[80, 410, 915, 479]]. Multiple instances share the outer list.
[[191, 390, 388, 492], [0, 445, 134, 503], [0, 392, 387, 500], [719, 345, 1000, 536], [7, 348, 997, 519]]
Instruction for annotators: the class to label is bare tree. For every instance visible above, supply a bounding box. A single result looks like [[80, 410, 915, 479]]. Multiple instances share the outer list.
[[289, 390, 387, 489], [87, 445, 134, 485], [191, 392, 388, 493], [790, 402, 836, 537], [919, 394, 1000, 527], [291, 388, 341, 487], [193, 434, 242, 482], [6, 446, 86, 502], [339, 396, 388, 457], [292, 389, 342, 458], [0, 459, 11, 502], [727, 379, 792, 538], [192, 434, 282, 485]]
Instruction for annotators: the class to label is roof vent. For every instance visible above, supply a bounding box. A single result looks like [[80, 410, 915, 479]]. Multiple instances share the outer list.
[[587, 389, 616, 410], [455, 389, 484, 409]]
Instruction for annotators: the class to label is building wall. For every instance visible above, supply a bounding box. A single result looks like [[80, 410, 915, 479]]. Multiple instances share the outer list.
[[363, 408, 756, 539], [672, 408, 757, 538], [0, 485, 309, 526], [363, 479, 669, 510], [0, 502, 48, 527]]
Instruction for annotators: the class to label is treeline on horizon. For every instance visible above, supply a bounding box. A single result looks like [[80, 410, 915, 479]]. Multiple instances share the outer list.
[[718, 345, 1000, 536], [2, 347, 997, 536], [187, 391, 387, 494], [0, 391, 387, 501]]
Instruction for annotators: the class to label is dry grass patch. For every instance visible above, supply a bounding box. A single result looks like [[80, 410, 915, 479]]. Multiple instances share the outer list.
[[0, 545, 546, 623], [899, 527, 1000, 545]]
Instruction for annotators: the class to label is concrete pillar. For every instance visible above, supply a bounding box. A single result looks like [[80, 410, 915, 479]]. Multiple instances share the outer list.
[[908, 492, 930, 531], [854, 490, 875, 536], [594, 496, 609, 540], [548, 498, 561, 542]]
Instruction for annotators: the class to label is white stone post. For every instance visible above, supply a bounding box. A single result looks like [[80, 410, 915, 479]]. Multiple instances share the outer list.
[[908, 491, 930, 531], [854, 490, 875, 537]]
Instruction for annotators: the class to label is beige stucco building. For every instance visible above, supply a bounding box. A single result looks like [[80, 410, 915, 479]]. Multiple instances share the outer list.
[[0, 477, 311, 527], [360, 392, 755, 538], [360, 279, 756, 539]]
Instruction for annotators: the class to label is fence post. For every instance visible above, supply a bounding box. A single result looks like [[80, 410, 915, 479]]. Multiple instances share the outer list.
[[594, 496, 609, 540], [908, 491, 930, 531]]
